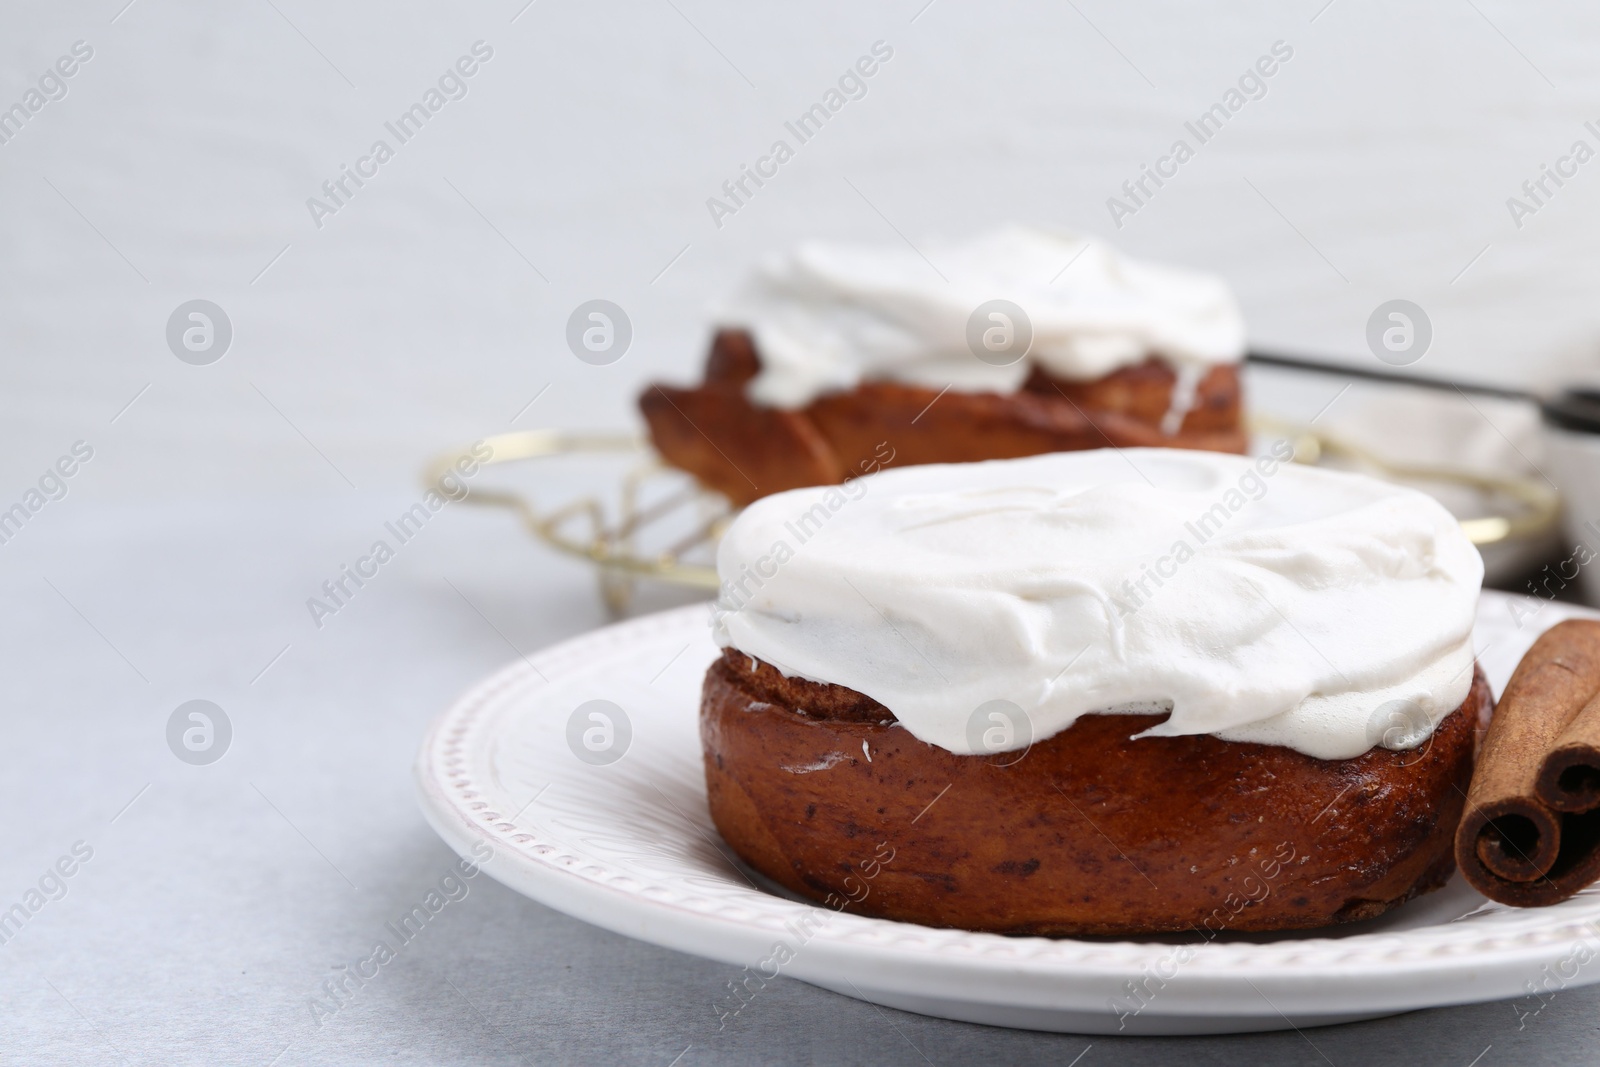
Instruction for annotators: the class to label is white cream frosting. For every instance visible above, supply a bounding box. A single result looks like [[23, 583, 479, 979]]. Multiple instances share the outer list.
[[723, 227, 1247, 410], [711, 448, 1482, 760]]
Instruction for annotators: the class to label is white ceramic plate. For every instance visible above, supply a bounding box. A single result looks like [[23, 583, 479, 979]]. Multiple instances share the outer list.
[[415, 590, 1600, 1035]]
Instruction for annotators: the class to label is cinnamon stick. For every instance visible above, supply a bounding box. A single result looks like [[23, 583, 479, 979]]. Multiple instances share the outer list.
[[1536, 690, 1600, 812], [1455, 619, 1600, 907]]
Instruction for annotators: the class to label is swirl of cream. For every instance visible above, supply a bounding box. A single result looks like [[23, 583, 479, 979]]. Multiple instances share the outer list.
[[721, 227, 1246, 410], [711, 448, 1482, 759]]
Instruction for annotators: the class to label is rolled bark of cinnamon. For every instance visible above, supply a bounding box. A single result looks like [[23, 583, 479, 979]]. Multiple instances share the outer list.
[[1536, 691, 1600, 812], [1455, 619, 1600, 907]]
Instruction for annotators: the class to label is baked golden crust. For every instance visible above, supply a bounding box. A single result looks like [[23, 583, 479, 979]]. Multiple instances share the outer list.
[[641, 330, 1246, 507], [702, 648, 1491, 936]]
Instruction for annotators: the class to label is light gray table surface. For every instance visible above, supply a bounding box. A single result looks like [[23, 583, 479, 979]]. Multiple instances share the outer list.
[[0, 488, 1593, 1067]]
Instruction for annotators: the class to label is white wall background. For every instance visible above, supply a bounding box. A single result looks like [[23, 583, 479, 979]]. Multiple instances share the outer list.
[[3, 0, 1599, 502]]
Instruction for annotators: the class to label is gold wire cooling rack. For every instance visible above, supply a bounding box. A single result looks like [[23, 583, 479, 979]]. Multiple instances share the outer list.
[[424, 430, 724, 615], [425, 421, 1562, 616]]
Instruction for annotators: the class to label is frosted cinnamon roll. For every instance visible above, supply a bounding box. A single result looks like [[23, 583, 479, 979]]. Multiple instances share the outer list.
[[700, 448, 1489, 935], [642, 229, 1247, 506]]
